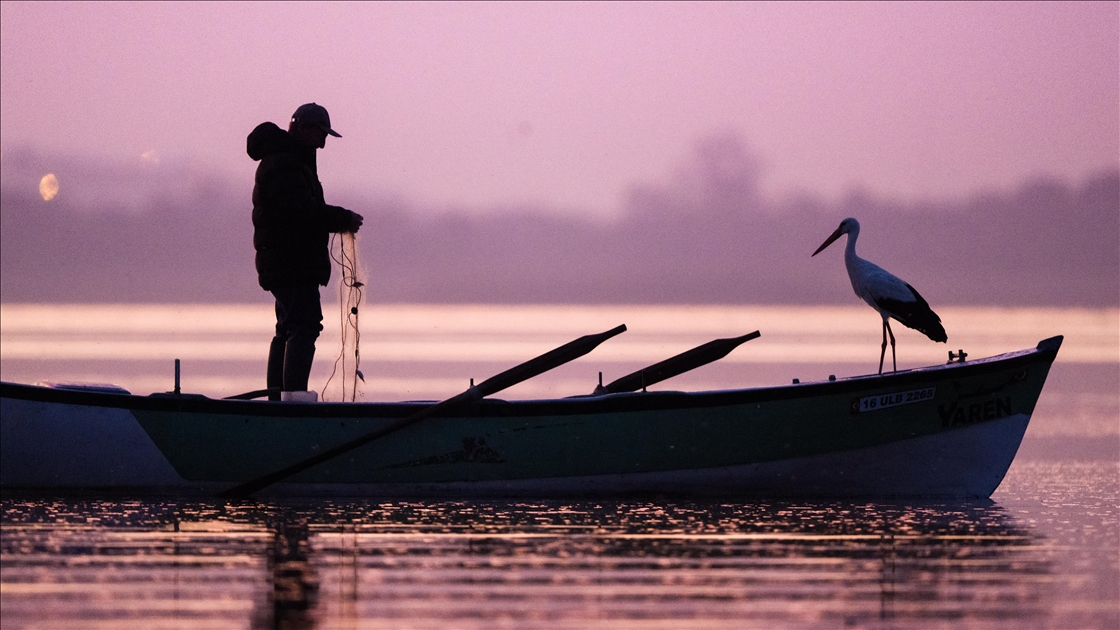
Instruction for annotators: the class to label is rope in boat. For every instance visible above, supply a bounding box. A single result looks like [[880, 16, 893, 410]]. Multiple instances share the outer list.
[[324, 232, 364, 402]]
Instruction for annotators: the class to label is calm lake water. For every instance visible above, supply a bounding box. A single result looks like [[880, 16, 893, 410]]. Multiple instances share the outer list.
[[1, 303, 1117, 628]]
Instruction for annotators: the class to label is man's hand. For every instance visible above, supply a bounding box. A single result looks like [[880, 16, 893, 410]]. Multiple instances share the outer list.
[[348, 211, 364, 233]]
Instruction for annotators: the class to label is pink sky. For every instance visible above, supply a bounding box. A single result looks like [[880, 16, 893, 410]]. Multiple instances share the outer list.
[[1, 2, 1116, 217]]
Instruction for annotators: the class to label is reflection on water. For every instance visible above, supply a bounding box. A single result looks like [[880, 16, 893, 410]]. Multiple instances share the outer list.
[[1, 304, 1116, 400], [3, 462, 1116, 629]]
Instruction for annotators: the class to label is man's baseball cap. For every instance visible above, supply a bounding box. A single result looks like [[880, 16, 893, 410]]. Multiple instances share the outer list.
[[291, 103, 341, 137]]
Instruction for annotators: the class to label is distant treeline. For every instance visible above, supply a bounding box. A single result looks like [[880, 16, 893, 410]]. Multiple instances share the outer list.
[[1, 146, 1116, 306]]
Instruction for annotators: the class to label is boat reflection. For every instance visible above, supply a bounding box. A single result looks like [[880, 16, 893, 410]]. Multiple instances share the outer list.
[[0, 498, 1054, 628]]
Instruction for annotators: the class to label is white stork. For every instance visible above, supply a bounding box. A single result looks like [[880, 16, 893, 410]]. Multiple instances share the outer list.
[[812, 217, 947, 374]]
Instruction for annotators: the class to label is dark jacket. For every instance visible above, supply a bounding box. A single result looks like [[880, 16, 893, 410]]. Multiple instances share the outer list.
[[248, 122, 353, 290]]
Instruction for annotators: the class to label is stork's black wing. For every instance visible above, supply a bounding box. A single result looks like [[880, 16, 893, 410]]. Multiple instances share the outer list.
[[875, 284, 947, 342]]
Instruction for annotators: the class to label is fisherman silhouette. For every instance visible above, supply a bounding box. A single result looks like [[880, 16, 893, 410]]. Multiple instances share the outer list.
[[248, 103, 363, 401]]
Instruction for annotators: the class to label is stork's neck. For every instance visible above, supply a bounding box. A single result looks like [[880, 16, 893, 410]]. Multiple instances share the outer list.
[[843, 224, 861, 269]]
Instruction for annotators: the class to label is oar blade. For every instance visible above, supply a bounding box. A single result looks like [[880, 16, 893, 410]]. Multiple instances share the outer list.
[[475, 324, 627, 396], [604, 331, 760, 394]]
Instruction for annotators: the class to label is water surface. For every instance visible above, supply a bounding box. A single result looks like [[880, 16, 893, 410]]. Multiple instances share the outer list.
[[2, 461, 1116, 629], [1, 303, 1114, 400], [1, 304, 1116, 628]]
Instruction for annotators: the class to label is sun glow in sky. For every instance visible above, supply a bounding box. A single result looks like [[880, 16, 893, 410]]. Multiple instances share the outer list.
[[38, 173, 58, 201], [1, 2, 1117, 216]]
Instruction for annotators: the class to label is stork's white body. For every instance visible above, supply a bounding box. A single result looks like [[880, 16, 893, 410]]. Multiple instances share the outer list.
[[843, 238, 916, 314], [813, 218, 947, 373]]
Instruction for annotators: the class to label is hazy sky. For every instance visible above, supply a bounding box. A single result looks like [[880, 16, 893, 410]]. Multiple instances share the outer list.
[[1, 2, 1116, 217]]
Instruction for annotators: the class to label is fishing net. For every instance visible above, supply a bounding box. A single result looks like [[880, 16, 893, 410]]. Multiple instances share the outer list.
[[324, 232, 366, 402]]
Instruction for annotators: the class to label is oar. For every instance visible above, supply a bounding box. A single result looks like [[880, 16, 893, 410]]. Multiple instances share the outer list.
[[220, 324, 627, 498], [224, 387, 278, 400], [597, 331, 760, 394]]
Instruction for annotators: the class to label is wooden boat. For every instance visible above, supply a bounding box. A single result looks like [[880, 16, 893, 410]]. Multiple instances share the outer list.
[[0, 335, 1062, 499]]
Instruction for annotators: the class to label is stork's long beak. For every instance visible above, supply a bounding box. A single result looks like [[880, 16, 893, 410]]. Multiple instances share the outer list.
[[812, 228, 843, 257]]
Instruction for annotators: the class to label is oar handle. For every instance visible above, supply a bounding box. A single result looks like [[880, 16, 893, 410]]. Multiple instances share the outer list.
[[220, 323, 627, 498], [223, 387, 279, 400], [604, 331, 760, 394]]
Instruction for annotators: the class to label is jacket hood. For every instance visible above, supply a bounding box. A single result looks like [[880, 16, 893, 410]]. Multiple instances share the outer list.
[[247, 122, 302, 162]]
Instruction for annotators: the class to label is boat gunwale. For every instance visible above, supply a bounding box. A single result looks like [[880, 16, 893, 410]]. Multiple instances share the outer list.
[[0, 337, 1062, 419]]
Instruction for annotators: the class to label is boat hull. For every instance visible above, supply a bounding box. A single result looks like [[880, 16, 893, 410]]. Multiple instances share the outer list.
[[0, 337, 1062, 498]]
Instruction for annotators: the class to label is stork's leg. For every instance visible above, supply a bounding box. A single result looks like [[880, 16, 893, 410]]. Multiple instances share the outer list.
[[878, 318, 888, 375], [886, 319, 897, 372]]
